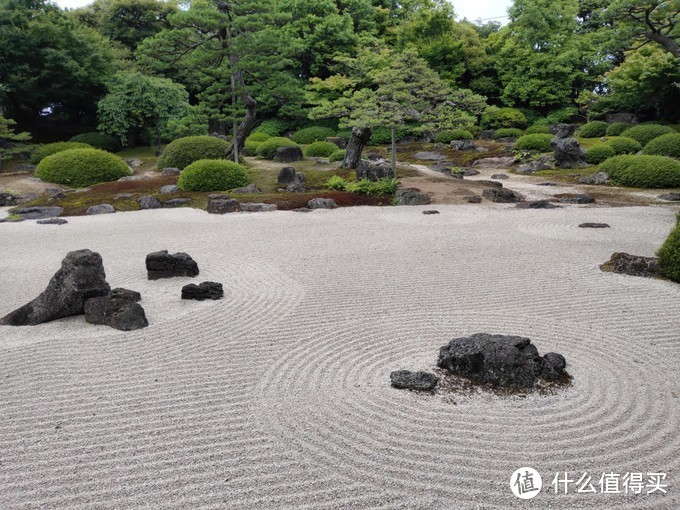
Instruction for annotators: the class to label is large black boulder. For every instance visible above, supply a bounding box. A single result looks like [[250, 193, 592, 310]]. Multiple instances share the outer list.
[[0, 249, 111, 326], [146, 250, 199, 280], [274, 146, 304, 163], [277, 167, 296, 184], [437, 333, 568, 389], [207, 196, 240, 214], [84, 296, 148, 331], [181, 281, 224, 300], [390, 370, 438, 391], [356, 160, 395, 182], [551, 137, 586, 168]]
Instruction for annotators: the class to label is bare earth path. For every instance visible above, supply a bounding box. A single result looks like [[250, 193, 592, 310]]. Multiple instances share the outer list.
[[0, 205, 679, 509]]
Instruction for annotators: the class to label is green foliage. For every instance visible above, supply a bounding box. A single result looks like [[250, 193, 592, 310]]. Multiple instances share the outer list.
[[70, 132, 121, 152], [291, 127, 336, 144], [467, 125, 482, 137], [0, 116, 32, 169], [247, 132, 270, 143], [35, 148, 131, 187], [606, 122, 632, 136], [481, 107, 527, 129], [525, 124, 551, 135], [599, 155, 680, 188], [255, 137, 299, 159], [157, 136, 230, 170], [254, 119, 295, 137], [304, 141, 338, 157], [368, 127, 408, 145], [657, 214, 680, 283], [606, 136, 642, 155], [328, 149, 346, 162], [642, 133, 680, 158], [620, 124, 675, 147], [494, 128, 524, 139], [545, 107, 578, 124], [577, 121, 608, 138], [31, 142, 93, 165], [435, 129, 473, 142], [178, 159, 250, 192], [335, 130, 352, 141], [585, 143, 616, 164], [514, 134, 554, 151], [345, 177, 398, 195], [325, 175, 347, 190]]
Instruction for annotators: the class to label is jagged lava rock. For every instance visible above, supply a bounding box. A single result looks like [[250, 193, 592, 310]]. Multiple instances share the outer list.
[[146, 250, 199, 280], [390, 370, 438, 391], [84, 296, 148, 331]]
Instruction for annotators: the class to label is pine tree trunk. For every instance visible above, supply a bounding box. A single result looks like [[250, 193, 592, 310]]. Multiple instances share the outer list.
[[391, 125, 396, 176], [342, 126, 371, 169], [226, 71, 256, 161]]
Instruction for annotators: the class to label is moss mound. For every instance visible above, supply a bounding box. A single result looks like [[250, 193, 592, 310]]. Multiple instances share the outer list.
[[291, 127, 336, 144], [605, 122, 632, 137], [642, 133, 680, 158], [620, 124, 674, 147], [329, 149, 346, 162], [514, 134, 553, 151], [35, 148, 131, 187], [304, 141, 339, 157], [435, 129, 473, 143], [31, 142, 93, 164], [657, 214, 680, 283], [599, 154, 680, 188], [255, 137, 299, 159], [585, 144, 616, 164], [157, 136, 230, 170], [577, 121, 608, 138], [178, 159, 250, 192], [606, 136, 642, 155]]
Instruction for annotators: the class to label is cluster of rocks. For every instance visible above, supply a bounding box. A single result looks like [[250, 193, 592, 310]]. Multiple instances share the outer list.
[[0, 249, 224, 331], [390, 333, 569, 392], [276, 166, 306, 192], [207, 194, 277, 214], [394, 189, 431, 205], [356, 160, 395, 181]]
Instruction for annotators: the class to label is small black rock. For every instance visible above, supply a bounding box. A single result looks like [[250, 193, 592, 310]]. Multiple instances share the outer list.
[[579, 223, 610, 228], [37, 218, 68, 225], [516, 200, 561, 209], [181, 281, 224, 301], [390, 370, 438, 391], [422, 210, 440, 215]]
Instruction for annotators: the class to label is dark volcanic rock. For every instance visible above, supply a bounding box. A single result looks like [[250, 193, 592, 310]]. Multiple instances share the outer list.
[[658, 193, 680, 202], [274, 146, 304, 163], [471, 157, 514, 169], [491, 174, 509, 180], [37, 218, 68, 225], [84, 296, 148, 331], [146, 250, 199, 280], [162, 198, 191, 208], [462, 168, 480, 176], [160, 185, 179, 194], [307, 198, 338, 209], [537, 182, 559, 186], [559, 194, 595, 204], [414, 151, 446, 161], [482, 188, 522, 203], [356, 160, 395, 182], [390, 370, 438, 391], [181, 281, 224, 301], [579, 222, 610, 228], [286, 172, 306, 192], [551, 137, 586, 168], [395, 189, 431, 205], [161, 167, 181, 176], [549, 123, 576, 139], [12, 206, 64, 220], [515, 200, 561, 209], [423, 210, 440, 215], [600, 252, 660, 278], [277, 167, 296, 184], [137, 195, 162, 210], [437, 333, 567, 389], [516, 155, 555, 174], [0, 192, 18, 206], [240, 202, 277, 212], [207, 196, 239, 214], [109, 287, 141, 302], [0, 249, 111, 326]]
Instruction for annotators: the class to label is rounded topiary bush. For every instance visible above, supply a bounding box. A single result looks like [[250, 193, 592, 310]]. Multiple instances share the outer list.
[[255, 137, 299, 159], [525, 124, 551, 135], [329, 149, 346, 162], [244, 132, 270, 155], [514, 134, 554, 151], [291, 127, 336, 145], [642, 133, 680, 158], [30, 142, 93, 164], [599, 155, 680, 188], [493, 128, 523, 139], [35, 148, 131, 187], [481, 107, 527, 129], [605, 122, 631, 137], [247, 132, 270, 143], [178, 159, 250, 192], [157, 136, 230, 170], [336, 130, 352, 141], [585, 143, 616, 164], [577, 121, 608, 138], [304, 141, 338, 158], [434, 129, 473, 143], [657, 214, 680, 283], [606, 136, 642, 155], [70, 132, 121, 153], [253, 118, 292, 137], [620, 124, 674, 147]]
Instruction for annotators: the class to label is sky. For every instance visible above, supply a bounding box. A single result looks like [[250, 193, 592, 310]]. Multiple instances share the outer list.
[[54, 0, 514, 24]]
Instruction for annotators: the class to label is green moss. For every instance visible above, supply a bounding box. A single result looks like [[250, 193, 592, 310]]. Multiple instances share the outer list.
[[576, 121, 608, 138], [620, 124, 674, 147], [514, 134, 553, 151], [585, 144, 616, 164]]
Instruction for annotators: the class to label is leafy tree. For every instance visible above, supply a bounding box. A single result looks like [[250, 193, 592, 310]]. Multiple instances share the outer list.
[[97, 71, 190, 148], [0, 116, 31, 171]]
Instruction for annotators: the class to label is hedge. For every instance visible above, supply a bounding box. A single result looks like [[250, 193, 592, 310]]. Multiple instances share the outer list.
[[620, 124, 674, 147], [30, 142, 93, 164], [514, 134, 554, 151], [435, 129, 473, 143], [70, 132, 121, 153], [255, 137, 299, 159], [291, 127, 336, 145], [304, 141, 338, 157], [525, 124, 551, 135], [35, 148, 130, 187], [178, 159, 250, 192], [157, 136, 230, 170], [642, 133, 680, 158], [599, 155, 680, 188], [493, 128, 523, 139], [577, 121, 608, 138]]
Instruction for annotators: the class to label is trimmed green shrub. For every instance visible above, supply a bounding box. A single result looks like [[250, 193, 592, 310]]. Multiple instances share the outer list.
[[577, 121, 608, 138], [657, 213, 680, 283], [247, 132, 270, 143], [605, 122, 631, 137], [70, 132, 121, 152], [642, 133, 680, 158], [481, 107, 527, 129], [599, 155, 680, 188], [585, 144, 616, 164], [329, 149, 346, 162], [35, 148, 130, 187], [304, 141, 338, 157], [325, 175, 347, 190], [368, 126, 403, 145], [494, 128, 523, 139], [291, 127, 336, 144], [178, 159, 250, 192], [514, 134, 554, 151], [255, 137, 299, 159], [30, 142, 93, 164], [253, 118, 293, 137], [336, 130, 352, 141], [244, 132, 270, 155], [345, 177, 398, 195], [435, 129, 473, 143], [157, 136, 230, 170], [467, 125, 482, 137], [621, 124, 674, 147], [525, 124, 551, 135], [606, 136, 642, 155]]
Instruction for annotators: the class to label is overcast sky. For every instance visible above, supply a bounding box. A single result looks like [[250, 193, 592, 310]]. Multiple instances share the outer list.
[[54, 0, 513, 24]]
